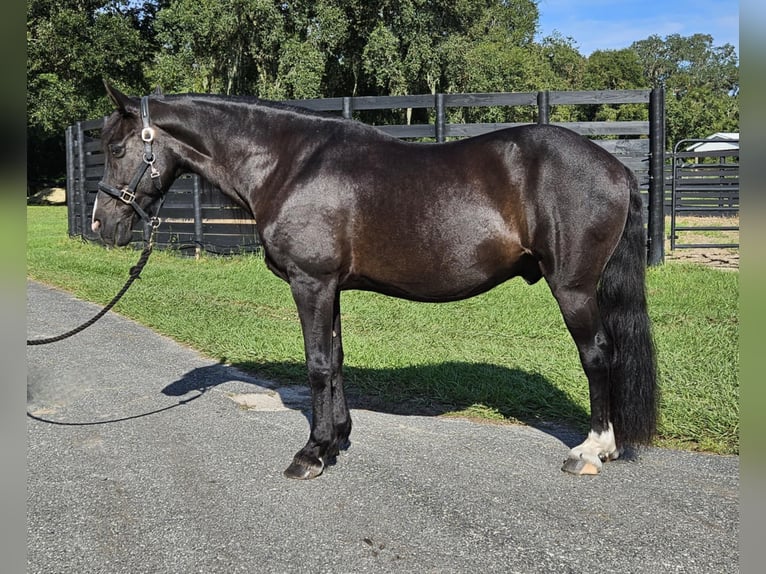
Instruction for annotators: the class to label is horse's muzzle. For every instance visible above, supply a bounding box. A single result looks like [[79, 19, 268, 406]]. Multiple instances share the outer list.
[[91, 195, 136, 247]]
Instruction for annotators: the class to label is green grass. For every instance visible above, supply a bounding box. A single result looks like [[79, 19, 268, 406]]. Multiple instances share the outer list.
[[27, 206, 739, 454]]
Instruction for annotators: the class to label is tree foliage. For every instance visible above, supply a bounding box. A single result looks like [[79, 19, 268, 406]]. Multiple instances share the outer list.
[[26, 0, 739, 189], [631, 33, 739, 144], [27, 0, 158, 186]]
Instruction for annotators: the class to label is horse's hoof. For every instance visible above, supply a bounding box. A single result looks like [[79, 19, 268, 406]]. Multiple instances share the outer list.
[[561, 456, 601, 475], [283, 455, 324, 480]]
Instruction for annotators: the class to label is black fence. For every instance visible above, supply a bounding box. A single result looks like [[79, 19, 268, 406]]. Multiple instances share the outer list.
[[67, 87, 666, 262], [669, 137, 739, 250]]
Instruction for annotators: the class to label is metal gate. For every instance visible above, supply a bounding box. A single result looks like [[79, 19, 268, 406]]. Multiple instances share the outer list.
[[670, 137, 739, 250]]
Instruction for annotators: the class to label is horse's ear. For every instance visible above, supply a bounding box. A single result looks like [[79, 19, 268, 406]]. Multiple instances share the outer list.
[[152, 85, 164, 97], [103, 80, 138, 116]]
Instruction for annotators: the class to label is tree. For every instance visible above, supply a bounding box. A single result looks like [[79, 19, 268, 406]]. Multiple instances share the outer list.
[[584, 49, 644, 90], [632, 33, 738, 93], [429, 0, 545, 124], [539, 32, 586, 89], [577, 48, 648, 126], [149, 0, 282, 96], [27, 0, 157, 188], [631, 33, 739, 143]]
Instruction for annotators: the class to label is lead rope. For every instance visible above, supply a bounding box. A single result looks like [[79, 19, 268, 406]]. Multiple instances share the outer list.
[[27, 222, 158, 346]]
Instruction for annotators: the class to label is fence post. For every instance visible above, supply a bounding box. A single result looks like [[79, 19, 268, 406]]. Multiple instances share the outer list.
[[193, 174, 203, 257], [342, 97, 352, 119], [435, 93, 446, 142], [76, 121, 89, 240], [65, 125, 76, 237], [648, 85, 665, 265], [537, 91, 550, 124]]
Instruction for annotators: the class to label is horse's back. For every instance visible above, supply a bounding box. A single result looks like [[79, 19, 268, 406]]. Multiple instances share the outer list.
[[346, 123, 632, 227]]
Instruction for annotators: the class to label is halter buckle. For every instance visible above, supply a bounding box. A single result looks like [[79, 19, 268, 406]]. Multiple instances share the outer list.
[[119, 188, 136, 204], [149, 163, 161, 179], [141, 127, 155, 143]]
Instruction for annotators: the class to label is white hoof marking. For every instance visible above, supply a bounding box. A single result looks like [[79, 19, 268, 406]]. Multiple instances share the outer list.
[[568, 423, 617, 468]]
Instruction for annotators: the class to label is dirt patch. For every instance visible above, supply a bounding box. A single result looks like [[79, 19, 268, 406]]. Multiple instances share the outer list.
[[665, 216, 739, 270], [665, 248, 739, 270], [28, 187, 66, 205]]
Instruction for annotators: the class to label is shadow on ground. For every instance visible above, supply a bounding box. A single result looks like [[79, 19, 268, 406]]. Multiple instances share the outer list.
[[161, 360, 589, 449]]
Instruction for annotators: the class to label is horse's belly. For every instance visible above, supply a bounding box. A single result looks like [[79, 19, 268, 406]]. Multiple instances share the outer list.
[[348, 236, 531, 302]]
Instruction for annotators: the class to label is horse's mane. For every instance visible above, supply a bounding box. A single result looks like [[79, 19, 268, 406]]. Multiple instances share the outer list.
[[111, 92, 394, 142], [161, 93, 343, 121]]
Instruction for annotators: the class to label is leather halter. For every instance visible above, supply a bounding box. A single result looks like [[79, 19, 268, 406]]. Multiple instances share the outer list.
[[97, 96, 163, 225]]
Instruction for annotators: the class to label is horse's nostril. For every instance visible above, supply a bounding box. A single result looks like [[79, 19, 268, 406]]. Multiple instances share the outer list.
[[91, 220, 101, 233]]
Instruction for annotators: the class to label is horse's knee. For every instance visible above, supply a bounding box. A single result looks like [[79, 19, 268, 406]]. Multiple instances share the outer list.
[[307, 364, 332, 391]]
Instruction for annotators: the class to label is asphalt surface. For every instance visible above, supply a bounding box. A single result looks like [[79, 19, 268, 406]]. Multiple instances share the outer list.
[[27, 280, 739, 574]]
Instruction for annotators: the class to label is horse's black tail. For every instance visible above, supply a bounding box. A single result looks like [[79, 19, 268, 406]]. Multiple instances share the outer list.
[[597, 173, 658, 447]]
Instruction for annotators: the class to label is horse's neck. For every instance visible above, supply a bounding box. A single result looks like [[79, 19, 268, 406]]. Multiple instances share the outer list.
[[167, 102, 286, 214]]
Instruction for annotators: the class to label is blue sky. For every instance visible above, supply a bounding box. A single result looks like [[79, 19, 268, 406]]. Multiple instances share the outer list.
[[535, 0, 739, 56]]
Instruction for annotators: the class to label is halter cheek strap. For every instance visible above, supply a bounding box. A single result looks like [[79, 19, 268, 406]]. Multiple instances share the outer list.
[[98, 96, 164, 226]]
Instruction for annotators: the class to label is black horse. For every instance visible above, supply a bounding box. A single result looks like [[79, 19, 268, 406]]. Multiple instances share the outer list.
[[93, 83, 657, 479]]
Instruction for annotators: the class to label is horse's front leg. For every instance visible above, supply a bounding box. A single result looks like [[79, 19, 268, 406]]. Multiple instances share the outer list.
[[284, 274, 339, 480], [329, 290, 352, 457]]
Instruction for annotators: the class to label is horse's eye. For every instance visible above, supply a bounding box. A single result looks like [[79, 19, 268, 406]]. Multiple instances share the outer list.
[[109, 143, 125, 158]]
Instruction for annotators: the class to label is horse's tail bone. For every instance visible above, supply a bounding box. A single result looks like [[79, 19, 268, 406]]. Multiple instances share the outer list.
[[597, 172, 658, 447]]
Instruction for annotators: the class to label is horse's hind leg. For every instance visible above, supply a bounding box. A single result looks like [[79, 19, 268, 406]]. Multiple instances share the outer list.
[[550, 285, 619, 475], [284, 274, 341, 480]]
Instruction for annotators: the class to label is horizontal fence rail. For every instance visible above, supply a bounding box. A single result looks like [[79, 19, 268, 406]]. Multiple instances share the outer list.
[[669, 138, 739, 250], [67, 88, 665, 262]]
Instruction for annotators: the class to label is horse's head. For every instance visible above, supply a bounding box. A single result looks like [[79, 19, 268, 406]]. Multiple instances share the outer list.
[[92, 82, 176, 246]]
